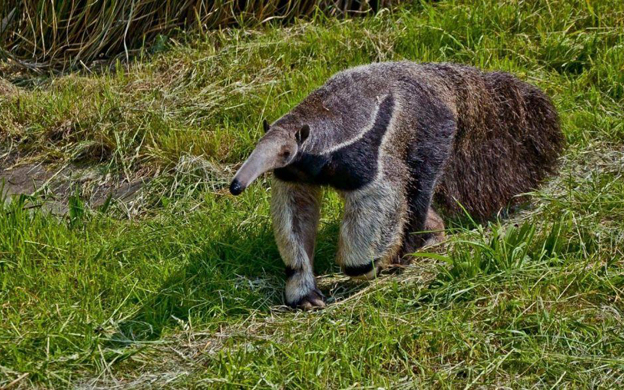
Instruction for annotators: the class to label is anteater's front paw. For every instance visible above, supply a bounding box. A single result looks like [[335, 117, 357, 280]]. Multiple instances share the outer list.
[[286, 287, 326, 310]]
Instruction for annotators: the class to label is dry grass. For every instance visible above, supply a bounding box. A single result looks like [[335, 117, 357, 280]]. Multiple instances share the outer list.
[[0, 0, 403, 70]]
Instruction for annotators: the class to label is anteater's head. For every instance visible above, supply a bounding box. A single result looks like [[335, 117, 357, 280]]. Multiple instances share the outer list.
[[229, 120, 310, 195]]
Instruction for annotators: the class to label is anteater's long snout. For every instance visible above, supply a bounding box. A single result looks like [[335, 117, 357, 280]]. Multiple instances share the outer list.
[[229, 146, 276, 196]]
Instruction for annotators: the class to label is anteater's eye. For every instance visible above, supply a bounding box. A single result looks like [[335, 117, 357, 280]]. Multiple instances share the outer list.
[[282, 151, 291, 159]]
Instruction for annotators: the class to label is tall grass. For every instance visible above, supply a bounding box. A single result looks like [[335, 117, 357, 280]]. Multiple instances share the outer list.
[[0, 0, 401, 70]]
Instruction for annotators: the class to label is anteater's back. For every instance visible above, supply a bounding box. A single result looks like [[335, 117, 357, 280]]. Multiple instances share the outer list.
[[284, 62, 563, 220], [420, 64, 564, 220]]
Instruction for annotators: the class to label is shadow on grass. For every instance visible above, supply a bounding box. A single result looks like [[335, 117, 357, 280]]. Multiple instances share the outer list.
[[107, 219, 356, 345]]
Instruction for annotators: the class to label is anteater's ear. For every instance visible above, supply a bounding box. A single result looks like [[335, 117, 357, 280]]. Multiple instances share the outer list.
[[296, 124, 310, 144], [263, 119, 270, 133]]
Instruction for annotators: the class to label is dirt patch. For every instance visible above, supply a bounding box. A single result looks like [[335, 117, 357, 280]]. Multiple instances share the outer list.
[[1, 151, 147, 215], [0, 77, 19, 96]]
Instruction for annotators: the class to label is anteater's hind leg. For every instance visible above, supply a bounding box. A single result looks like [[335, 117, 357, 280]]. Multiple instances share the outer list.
[[395, 122, 455, 263], [391, 78, 455, 263], [423, 208, 445, 247], [398, 207, 445, 263]]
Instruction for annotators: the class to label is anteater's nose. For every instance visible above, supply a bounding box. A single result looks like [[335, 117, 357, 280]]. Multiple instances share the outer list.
[[229, 179, 244, 196]]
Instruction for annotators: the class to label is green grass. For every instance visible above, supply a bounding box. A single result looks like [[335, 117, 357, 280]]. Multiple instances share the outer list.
[[1, 0, 624, 387]]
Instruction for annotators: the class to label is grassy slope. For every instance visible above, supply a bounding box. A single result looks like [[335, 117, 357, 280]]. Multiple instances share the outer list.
[[1, 0, 624, 387]]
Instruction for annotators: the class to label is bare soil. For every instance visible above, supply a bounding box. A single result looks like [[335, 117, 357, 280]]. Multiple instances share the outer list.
[[0, 151, 145, 214]]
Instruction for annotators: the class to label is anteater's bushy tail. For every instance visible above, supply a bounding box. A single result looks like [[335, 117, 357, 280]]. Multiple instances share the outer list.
[[435, 69, 564, 220]]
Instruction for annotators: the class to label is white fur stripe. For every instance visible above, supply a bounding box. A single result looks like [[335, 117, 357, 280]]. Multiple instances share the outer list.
[[320, 94, 388, 154], [374, 94, 402, 183]]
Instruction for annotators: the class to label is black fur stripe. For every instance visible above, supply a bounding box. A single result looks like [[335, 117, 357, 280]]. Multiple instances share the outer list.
[[343, 261, 374, 277], [274, 94, 395, 191], [285, 265, 298, 278]]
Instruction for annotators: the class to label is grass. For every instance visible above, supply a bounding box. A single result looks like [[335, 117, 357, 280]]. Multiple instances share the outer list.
[[1, 0, 624, 387]]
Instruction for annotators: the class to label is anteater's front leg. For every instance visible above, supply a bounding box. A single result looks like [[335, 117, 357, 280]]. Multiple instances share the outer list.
[[271, 180, 323, 309], [337, 180, 408, 279]]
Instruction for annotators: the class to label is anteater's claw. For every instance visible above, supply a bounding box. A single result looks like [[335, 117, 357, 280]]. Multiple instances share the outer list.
[[288, 288, 326, 310]]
